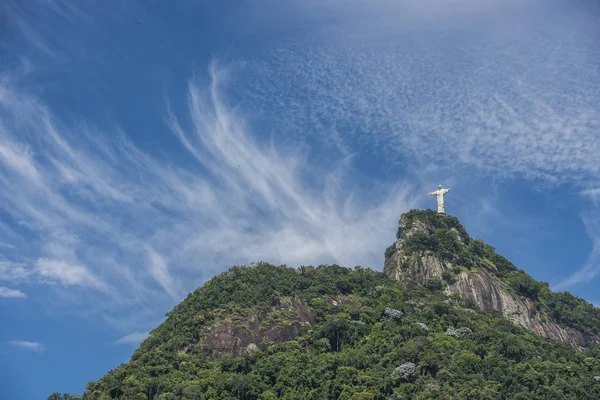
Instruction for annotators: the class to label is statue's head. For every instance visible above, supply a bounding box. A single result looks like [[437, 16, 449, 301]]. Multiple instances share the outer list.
[[438, 185, 442, 189]]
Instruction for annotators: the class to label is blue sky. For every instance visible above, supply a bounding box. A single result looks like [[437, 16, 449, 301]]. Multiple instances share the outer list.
[[1, 0, 599, 398]]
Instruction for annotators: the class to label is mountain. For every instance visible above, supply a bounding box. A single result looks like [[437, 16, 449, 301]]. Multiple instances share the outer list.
[[52, 210, 600, 400], [384, 210, 600, 349]]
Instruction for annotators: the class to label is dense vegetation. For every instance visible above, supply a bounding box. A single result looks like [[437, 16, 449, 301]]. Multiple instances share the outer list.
[[55, 264, 600, 399], [51, 210, 600, 399]]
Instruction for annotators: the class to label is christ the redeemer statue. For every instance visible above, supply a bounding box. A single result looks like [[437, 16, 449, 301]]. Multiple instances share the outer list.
[[429, 185, 451, 214]]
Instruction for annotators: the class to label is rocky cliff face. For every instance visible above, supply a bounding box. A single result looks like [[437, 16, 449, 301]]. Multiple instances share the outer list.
[[201, 295, 354, 358], [203, 297, 315, 357], [384, 210, 600, 349]]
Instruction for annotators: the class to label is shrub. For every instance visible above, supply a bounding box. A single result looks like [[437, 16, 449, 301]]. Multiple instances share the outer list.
[[442, 269, 458, 284], [426, 277, 444, 291], [415, 322, 429, 331], [392, 362, 417, 381], [385, 243, 396, 259], [383, 307, 403, 321], [445, 327, 472, 338]]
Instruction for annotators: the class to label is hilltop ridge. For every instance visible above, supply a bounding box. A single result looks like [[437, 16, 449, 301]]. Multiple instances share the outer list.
[[385, 209, 600, 348], [51, 210, 600, 400]]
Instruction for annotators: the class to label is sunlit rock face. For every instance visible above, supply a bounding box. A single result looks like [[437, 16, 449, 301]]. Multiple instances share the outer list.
[[201, 294, 354, 358], [384, 210, 600, 349], [203, 297, 315, 357]]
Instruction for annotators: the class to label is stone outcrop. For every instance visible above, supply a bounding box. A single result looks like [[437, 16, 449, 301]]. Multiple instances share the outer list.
[[202, 297, 315, 357], [385, 210, 600, 349], [449, 270, 599, 348]]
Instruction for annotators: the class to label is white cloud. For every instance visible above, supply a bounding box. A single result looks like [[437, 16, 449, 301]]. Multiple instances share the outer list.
[[581, 189, 600, 202], [0, 286, 26, 298], [233, 0, 600, 291], [0, 260, 31, 282], [1, 0, 118, 62], [0, 141, 43, 184], [0, 61, 417, 331], [554, 213, 600, 290], [1, 0, 597, 326], [8, 340, 44, 352], [240, 0, 600, 186], [145, 246, 180, 300], [165, 63, 418, 271], [116, 332, 149, 345], [34, 258, 107, 290]]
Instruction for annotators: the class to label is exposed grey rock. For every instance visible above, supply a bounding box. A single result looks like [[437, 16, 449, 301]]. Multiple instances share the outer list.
[[594, 376, 600, 383], [448, 270, 600, 349], [404, 219, 433, 237], [203, 297, 315, 358]]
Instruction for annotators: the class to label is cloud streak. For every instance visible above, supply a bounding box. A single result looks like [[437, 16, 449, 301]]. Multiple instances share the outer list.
[[8, 340, 44, 352], [235, 0, 600, 291], [116, 332, 149, 345], [35, 258, 108, 290], [0, 61, 416, 332], [2, 0, 599, 335], [0, 286, 26, 298], [555, 211, 600, 290], [241, 0, 600, 186]]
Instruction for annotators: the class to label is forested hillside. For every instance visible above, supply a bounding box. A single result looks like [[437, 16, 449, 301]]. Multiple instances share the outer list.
[[50, 211, 600, 399]]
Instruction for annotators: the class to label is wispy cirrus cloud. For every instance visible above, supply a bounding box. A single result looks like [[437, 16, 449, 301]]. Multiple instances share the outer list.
[[236, 0, 600, 291], [34, 258, 108, 290], [553, 189, 600, 290], [0, 60, 416, 332], [2, 0, 598, 334], [241, 0, 600, 186], [555, 249, 600, 291], [581, 189, 600, 203], [7, 340, 44, 352], [1, 0, 131, 63], [0, 260, 30, 282], [116, 332, 149, 345], [555, 211, 600, 290], [0, 286, 26, 298]]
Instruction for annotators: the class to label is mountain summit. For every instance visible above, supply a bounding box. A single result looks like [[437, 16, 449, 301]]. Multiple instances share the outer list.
[[52, 210, 600, 400], [385, 210, 600, 349]]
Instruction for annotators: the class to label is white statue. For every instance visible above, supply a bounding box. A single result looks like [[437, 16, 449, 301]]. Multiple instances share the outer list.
[[429, 185, 451, 214]]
